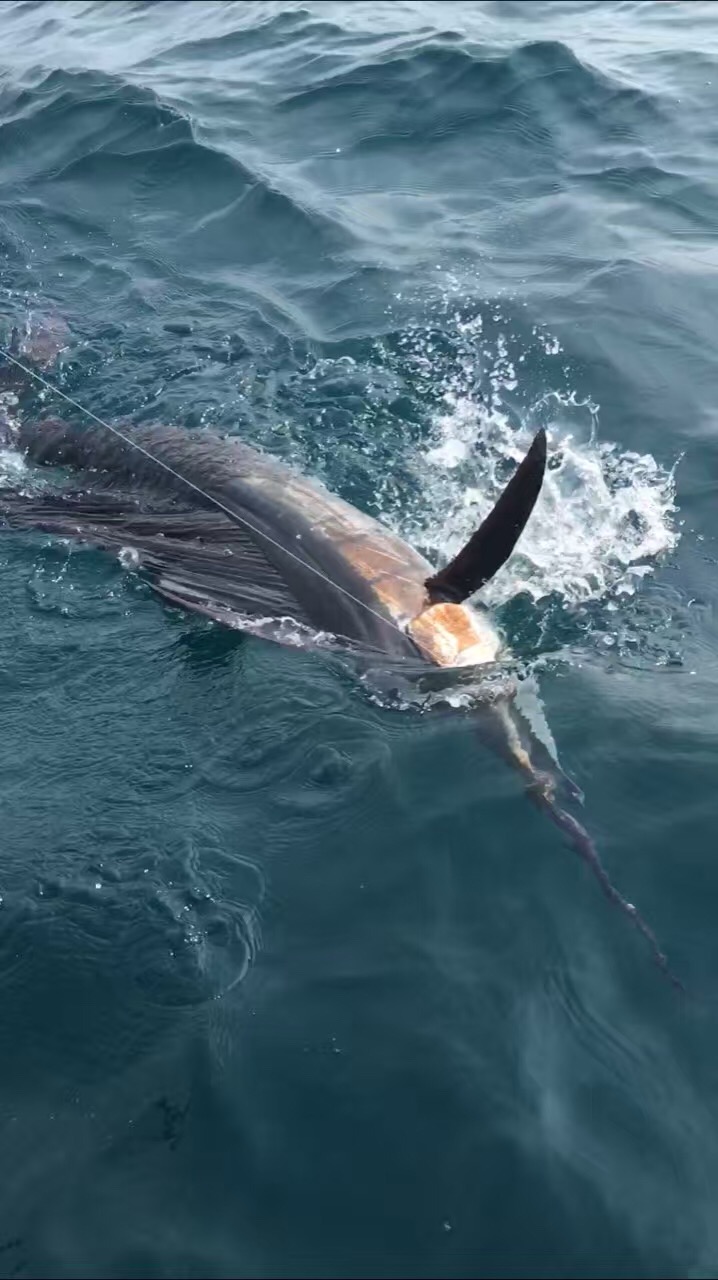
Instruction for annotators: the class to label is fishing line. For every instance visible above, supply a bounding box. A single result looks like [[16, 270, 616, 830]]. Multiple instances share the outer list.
[[0, 344, 415, 643]]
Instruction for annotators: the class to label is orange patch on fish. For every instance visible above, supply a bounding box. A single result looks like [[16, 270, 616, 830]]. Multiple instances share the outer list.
[[337, 536, 427, 619], [408, 601, 500, 667]]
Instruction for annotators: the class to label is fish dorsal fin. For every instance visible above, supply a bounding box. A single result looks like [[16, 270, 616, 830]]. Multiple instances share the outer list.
[[425, 428, 547, 604]]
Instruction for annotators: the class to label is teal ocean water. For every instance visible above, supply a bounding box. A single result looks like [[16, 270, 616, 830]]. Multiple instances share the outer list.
[[1, 2, 718, 1276]]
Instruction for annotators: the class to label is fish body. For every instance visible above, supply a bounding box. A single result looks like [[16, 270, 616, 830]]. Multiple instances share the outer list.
[[6, 414, 526, 671]]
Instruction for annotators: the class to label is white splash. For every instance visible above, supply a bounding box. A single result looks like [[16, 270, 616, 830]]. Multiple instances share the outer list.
[[0, 391, 28, 485], [404, 390, 678, 607], [0, 447, 28, 485]]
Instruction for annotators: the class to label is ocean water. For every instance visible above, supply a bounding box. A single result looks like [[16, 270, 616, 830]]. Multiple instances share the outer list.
[[1, 1, 717, 1276]]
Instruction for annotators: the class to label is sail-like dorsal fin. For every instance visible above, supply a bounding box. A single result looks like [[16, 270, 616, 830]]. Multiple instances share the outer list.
[[425, 428, 547, 604]]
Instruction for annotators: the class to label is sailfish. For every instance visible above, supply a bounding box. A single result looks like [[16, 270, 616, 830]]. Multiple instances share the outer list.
[[0, 332, 679, 986]]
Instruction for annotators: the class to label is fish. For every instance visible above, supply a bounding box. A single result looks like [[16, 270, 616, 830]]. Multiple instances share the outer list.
[[1, 413, 546, 659], [0, 330, 681, 988]]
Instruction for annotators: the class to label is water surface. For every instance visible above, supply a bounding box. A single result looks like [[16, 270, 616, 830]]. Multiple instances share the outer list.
[[1, 3, 718, 1277]]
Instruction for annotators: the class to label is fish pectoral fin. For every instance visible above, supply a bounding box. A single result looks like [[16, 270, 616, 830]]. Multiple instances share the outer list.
[[1, 489, 313, 628], [425, 428, 547, 603]]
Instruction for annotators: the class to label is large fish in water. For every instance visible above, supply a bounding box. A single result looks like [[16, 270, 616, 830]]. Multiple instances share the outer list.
[[0, 331, 680, 986]]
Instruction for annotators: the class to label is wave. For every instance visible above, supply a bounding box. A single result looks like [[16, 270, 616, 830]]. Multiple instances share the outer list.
[[0, 67, 352, 296], [277, 37, 670, 149]]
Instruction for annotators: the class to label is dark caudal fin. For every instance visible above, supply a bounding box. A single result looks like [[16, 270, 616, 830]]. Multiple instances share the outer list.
[[425, 428, 547, 604]]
